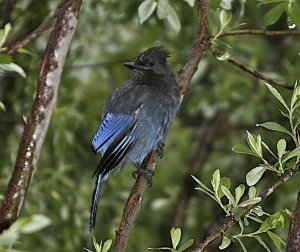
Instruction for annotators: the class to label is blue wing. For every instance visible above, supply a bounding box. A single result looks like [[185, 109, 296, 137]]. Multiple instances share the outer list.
[[92, 113, 136, 154], [90, 113, 137, 229], [91, 113, 137, 176]]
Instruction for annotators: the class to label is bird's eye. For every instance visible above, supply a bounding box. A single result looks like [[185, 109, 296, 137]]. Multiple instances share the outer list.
[[149, 62, 154, 67]]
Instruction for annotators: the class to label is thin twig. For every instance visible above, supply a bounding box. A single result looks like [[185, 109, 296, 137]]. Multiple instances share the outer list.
[[0, 0, 82, 233], [191, 168, 298, 252], [219, 29, 300, 38], [5, 0, 75, 55], [112, 1, 211, 251], [210, 47, 293, 90]]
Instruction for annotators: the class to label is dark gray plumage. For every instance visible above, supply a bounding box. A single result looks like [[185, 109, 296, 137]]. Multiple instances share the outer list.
[[90, 46, 181, 230]]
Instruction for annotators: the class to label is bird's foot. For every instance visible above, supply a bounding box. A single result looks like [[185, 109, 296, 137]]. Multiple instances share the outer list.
[[132, 166, 154, 187], [156, 141, 165, 159]]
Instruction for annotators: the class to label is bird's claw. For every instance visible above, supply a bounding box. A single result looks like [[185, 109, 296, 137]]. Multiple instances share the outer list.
[[132, 167, 154, 187]]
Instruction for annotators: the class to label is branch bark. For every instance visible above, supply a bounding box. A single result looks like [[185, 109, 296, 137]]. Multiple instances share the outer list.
[[210, 47, 293, 90], [219, 29, 300, 37], [287, 189, 300, 252], [112, 1, 211, 251], [0, 0, 82, 233], [191, 168, 298, 252]]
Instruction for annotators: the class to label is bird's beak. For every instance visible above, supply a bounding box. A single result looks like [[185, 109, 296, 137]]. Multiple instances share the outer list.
[[123, 62, 149, 71]]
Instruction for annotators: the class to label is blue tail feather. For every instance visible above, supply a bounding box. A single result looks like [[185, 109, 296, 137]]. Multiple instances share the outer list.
[[89, 173, 103, 231]]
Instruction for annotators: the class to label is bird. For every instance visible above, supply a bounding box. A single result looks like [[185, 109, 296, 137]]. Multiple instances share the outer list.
[[89, 46, 181, 230]]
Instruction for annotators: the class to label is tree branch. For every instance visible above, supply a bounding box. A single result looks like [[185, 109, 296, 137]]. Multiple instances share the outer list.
[[219, 29, 300, 38], [210, 47, 293, 90], [0, 0, 82, 233], [191, 168, 298, 252], [5, 0, 75, 55], [112, 1, 211, 251], [287, 189, 300, 252]]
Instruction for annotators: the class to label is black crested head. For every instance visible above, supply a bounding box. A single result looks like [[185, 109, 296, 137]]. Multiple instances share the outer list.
[[123, 46, 171, 75]]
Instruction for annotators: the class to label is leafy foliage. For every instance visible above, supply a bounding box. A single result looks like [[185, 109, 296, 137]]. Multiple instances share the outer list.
[[148, 227, 194, 252], [1, 0, 300, 252]]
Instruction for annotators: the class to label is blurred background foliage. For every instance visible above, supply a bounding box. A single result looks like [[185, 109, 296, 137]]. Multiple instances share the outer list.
[[1, 0, 300, 251]]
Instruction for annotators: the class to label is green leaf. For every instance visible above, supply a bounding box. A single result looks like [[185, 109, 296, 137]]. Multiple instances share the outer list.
[[238, 197, 261, 207], [21, 215, 51, 234], [221, 185, 235, 205], [288, 2, 300, 30], [220, 177, 231, 189], [0, 54, 12, 64], [277, 139, 286, 160], [282, 147, 300, 163], [291, 81, 300, 107], [235, 184, 245, 206], [0, 63, 26, 78], [211, 169, 221, 193], [236, 238, 247, 252], [102, 239, 112, 252], [259, 211, 288, 232], [219, 10, 228, 27], [167, 6, 181, 32], [262, 141, 278, 160], [254, 235, 271, 252], [246, 131, 262, 157], [221, 0, 233, 10], [246, 166, 266, 186], [0, 23, 11, 48], [256, 122, 292, 137], [265, 83, 289, 111], [258, 0, 287, 6], [170, 227, 181, 249], [232, 144, 260, 158], [267, 231, 285, 251], [253, 206, 265, 216], [219, 236, 231, 250], [157, 0, 171, 19], [248, 186, 257, 199], [246, 131, 256, 150], [191, 175, 213, 193], [0, 101, 6, 112], [183, 0, 195, 7], [138, 0, 157, 23], [177, 239, 194, 252], [248, 216, 263, 223], [238, 219, 245, 233], [148, 247, 172, 250], [92, 236, 102, 252], [217, 177, 231, 198], [216, 51, 230, 61], [17, 47, 35, 56], [263, 2, 287, 28]]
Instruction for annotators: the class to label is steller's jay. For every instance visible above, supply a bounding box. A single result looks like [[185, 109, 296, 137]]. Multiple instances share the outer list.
[[90, 46, 181, 230]]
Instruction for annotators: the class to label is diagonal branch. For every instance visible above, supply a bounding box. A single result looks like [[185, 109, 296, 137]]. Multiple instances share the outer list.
[[210, 47, 293, 90], [112, 1, 211, 251], [219, 29, 300, 38], [191, 168, 298, 252], [0, 0, 82, 233]]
